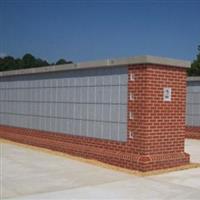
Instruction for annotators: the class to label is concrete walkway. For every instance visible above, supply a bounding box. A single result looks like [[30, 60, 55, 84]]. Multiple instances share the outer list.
[[1, 139, 200, 200]]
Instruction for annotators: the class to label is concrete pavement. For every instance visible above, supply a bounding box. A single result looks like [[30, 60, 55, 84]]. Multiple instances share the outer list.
[[1, 139, 200, 200]]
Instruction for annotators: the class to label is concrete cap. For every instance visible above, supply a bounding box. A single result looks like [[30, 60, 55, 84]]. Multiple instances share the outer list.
[[187, 76, 200, 81], [0, 55, 191, 77]]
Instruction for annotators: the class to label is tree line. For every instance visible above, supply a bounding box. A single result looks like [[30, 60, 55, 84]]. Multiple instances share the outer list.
[[0, 47, 200, 76], [0, 53, 72, 72]]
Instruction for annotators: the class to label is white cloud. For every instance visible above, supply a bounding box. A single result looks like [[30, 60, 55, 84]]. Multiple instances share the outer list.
[[0, 53, 7, 58]]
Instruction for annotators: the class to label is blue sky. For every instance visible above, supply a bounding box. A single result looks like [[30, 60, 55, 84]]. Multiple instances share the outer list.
[[0, 0, 200, 63]]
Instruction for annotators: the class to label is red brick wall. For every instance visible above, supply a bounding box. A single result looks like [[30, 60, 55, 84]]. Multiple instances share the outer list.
[[0, 64, 190, 171], [186, 126, 200, 139]]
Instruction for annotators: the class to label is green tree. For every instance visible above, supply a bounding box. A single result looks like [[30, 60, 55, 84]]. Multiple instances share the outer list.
[[0, 57, 4, 71], [56, 58, 72, 65], [22, 53, 37, 68], [0, 56, 16, 71], [188, 45, 200, 76], [35, 58, 49, 67], [22, 53, 50, 68], [0, 54, 73, 71], [15, 58, 24, 69]]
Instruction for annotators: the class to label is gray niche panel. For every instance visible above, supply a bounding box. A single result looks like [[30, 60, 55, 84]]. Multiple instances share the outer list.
[[0, 66, 128, 141], [186, 81, 200, 127]]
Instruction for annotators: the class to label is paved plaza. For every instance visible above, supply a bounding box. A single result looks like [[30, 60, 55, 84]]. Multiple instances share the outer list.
[[1, 139, 200, 200]]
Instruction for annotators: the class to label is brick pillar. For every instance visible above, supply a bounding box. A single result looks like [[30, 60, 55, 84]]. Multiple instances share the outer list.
[[128, 64, 190, 171]]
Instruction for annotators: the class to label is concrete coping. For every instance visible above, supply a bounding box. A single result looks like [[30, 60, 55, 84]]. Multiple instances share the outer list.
[[187, 76, 200, 81], [0, 55, 191, 77]]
